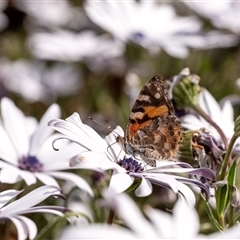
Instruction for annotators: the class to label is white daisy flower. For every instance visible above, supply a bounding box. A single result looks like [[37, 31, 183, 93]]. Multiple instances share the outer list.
[[0, 97, 93, 197], [27, 30, 124, 65], [15, 0, 83, 28], [49, 112, 214, 206], [84, 1, 237, 58]]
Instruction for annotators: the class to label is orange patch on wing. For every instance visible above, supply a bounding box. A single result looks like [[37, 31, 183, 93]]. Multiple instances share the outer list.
[[138, 120, 152, 129], [145, 105, 169, 118], [128, 120, 152, 139], [128, 122, 139, 140]]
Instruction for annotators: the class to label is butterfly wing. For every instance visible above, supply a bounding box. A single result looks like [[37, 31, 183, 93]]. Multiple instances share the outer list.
[[124, 74, 183, 166]]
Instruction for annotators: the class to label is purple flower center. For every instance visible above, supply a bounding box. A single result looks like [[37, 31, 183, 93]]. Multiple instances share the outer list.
[[118, 157, 144, 173], [130, 32, 145, 43], [18, 155, 43, 172]]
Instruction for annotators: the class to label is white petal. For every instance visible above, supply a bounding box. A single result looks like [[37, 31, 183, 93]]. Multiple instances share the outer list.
[[146, 207, 172, 238], [34, 172, 59, 186], [108, 193, 158, 238], [0, 163, 22, 184], [173, 200, 199, 238], [65, 111, 83, 124], [0, 189, 23, 208], [59, 225, 138, 239], [1, 186, 61, 215], [105, 126, 125, 160], [29, 104, 60, 155], [69, 151, 106, 170], [108, 173, 133, 195], [17, 216, 38, 240], [49, 113, 107, 152], [1, 97, 30, 157], [18, 170, 37, 186], [0, 124, 18, 164], [8, 216, 29, 240], [144, 174, 179, 193], [177, 182, 196, 207], [164, 44, 189, 58], [48, 171, 94, 197], [22, 207, 65, 217], [181, 114, 205, 131], [221, 100, 234, 123], [133, 176, 152, 197], [25, 117, 38, 139], [199, 89, 222, 118], [37, 133, 81, 170]]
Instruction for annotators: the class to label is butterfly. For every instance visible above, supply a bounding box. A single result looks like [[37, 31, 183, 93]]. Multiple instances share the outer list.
[[118, 74, 184, 167]]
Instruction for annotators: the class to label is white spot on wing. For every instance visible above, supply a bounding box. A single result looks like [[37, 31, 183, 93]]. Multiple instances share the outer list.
[[139, 94, 150, 102]]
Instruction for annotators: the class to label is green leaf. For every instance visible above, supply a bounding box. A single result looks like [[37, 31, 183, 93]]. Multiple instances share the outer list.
[[216, 184, 229, 216], [203, 200, 223, 231], [227, 160, 236, 187], [125, 178, 142, 193]]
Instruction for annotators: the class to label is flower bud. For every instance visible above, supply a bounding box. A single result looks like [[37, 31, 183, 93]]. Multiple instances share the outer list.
[[168, 68, 201, 109], [234, 115, 240, 137]]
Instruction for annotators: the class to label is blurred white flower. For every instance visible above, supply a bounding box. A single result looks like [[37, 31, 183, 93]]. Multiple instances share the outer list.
[[0, 185, 69, 240], [124, 72, 142, 107], [84, 1, 237, 58], [59, 192, 240, 239], [0, 58, 81, 103], [183, 1, 240, 35], [28, 30, 124, 68], [49, 112, 214, 205], [15, 0, 84, 29], [0, 97, 93, 197]]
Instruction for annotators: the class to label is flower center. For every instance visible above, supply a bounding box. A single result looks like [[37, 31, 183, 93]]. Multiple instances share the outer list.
[[130, 31, 145, 43], [18, 155, 43, 172], [117, 157, 144, 173]]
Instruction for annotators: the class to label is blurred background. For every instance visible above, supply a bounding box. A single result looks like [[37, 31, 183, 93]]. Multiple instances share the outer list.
[[0, 0, 240, 132]]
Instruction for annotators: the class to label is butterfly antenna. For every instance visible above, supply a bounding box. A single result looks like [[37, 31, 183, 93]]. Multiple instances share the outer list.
[[88, 116, 112, 131], [89, 116, 122, 137], [89, 116, 125, 160]]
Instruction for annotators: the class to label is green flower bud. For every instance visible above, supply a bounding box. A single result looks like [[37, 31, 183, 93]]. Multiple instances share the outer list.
[[168, 68, 201, 109], [234, 115, 240, 137]]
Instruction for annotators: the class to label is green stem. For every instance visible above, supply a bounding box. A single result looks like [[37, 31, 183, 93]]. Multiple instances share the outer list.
[[107, 208, 115, 225], [219, 214, 225, 229], [219, 134, 237, 181], [193, 104, 228, 150]]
